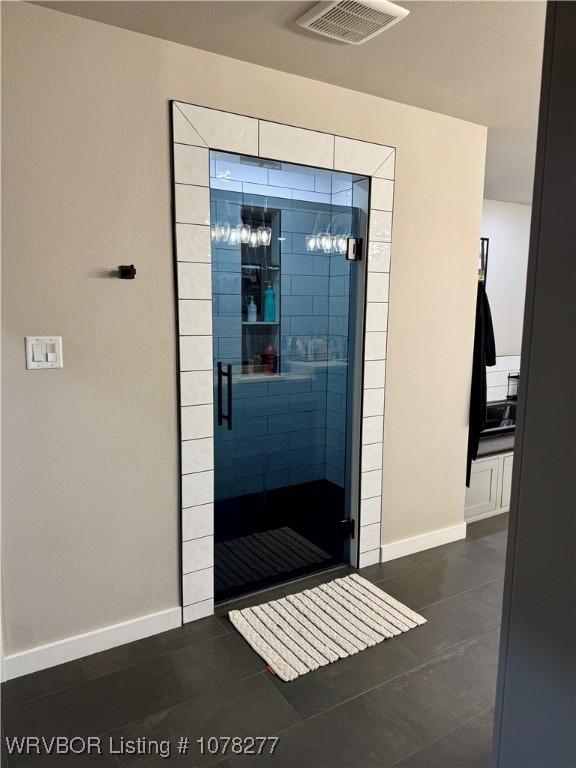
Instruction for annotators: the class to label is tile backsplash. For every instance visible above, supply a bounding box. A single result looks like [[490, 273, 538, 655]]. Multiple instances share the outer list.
[[487, 355, 520, 401]]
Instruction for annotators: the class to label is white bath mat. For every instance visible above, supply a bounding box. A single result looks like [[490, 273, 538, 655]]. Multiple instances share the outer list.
[[229, 573, 427, 681]]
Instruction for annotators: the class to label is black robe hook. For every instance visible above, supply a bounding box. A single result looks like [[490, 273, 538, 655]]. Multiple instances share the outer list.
[[119, 265, 137, 279]]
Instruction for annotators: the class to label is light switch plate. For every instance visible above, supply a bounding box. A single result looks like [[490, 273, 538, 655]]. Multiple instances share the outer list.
[[25, 336, 63, 370]]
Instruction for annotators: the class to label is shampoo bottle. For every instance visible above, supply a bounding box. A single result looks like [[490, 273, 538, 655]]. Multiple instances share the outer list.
[[247, 296, 257, 323], [263, 282, 276, 323]]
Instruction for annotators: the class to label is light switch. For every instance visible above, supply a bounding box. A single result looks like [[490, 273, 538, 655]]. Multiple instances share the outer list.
[[32, 344, 46, 362], [25, 337, 63, 370]]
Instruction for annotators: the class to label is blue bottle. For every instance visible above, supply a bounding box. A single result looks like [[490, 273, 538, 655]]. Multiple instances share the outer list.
[[263, 282, 276, 322]]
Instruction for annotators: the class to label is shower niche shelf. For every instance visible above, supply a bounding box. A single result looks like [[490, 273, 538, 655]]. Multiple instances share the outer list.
[[240, 205, 281, 376]]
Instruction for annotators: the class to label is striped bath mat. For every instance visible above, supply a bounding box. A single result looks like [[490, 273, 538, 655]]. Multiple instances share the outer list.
[[229, 573, 426, 681]]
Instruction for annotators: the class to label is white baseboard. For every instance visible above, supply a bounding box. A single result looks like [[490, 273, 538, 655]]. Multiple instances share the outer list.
[[2, 606, 182, 681], [465, 507, 509, 524], [381, 522, 467, 563]]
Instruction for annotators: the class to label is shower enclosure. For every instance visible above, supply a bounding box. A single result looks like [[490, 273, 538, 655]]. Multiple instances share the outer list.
[[172, 102, 395, 622], [209, 151, 369, 601]]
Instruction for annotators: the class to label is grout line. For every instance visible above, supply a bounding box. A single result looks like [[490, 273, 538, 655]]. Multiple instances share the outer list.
[[370, 573, 504, 616], [370, 546, 504, 595], [177, 261, 212, 266], [476, 629, 502, 656], [415, 576, 504, 612], [371, 148, 396, 178], [174, 103, 210, 147], [1, 614, 232, 708], [388, 705, 495, 767], [179, 369, 213, 374], [182, 532, 213, 545], [174, 141, 207, 148], [260, 670, 305, 726], [95, 669, 267, 745], [1, 668, 89, 709], [180, 405, 213, 412], [174, 182, 209, 189], [182, 536, 214, 545], [267, 633, 498, 744]]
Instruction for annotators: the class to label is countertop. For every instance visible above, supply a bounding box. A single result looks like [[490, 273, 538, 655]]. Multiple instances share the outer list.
[[477, 432, 515, 457]]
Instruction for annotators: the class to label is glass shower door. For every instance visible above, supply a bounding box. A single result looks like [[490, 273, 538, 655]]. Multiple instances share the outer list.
[[210, 151, 368, 601]]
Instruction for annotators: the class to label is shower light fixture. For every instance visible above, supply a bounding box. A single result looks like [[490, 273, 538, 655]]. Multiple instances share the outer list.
[[211, 224, 349, 252], [336, 236, 347, 253], [239, 224, 251, 244], [257, 226, 272, 247], [216, 224, 230, 243], [306, 233, 350, 253]]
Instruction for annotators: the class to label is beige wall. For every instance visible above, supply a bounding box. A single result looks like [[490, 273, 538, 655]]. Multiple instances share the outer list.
[[482, 199, 530, 357], [1, 3, 486, 654]]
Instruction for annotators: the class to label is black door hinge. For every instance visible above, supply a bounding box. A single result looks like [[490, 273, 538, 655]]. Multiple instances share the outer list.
[[340, 518, 355, 539], [346, 238, 363, 261]]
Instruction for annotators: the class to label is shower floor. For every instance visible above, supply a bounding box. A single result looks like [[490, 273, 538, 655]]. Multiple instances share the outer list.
[[214, 480, 347, 602]]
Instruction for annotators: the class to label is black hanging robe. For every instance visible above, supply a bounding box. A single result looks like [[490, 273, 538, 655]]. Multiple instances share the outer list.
[[466, 281, 496, 486]]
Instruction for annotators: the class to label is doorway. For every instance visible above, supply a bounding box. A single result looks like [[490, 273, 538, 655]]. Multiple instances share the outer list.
[[209, 151, 369, 601]]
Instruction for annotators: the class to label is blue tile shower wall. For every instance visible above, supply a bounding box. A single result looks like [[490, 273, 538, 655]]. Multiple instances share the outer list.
[[211, 170, 354, 500]]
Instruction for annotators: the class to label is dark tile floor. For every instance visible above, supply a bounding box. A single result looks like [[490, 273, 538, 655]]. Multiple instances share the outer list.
[[1, 514, 508, 767]]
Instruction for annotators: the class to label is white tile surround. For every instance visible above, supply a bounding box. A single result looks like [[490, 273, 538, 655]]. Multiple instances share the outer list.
[[487, 356, 521, 401], [172, 102, 396, 619]]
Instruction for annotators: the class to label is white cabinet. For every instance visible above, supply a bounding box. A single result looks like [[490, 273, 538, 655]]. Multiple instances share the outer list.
[[465, 456, 501, 518], [500, 453, 514, 509], [465, 451, 513, 522]]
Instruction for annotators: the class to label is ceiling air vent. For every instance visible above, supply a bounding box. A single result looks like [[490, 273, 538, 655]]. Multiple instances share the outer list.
[[297, 0, 409, 45]]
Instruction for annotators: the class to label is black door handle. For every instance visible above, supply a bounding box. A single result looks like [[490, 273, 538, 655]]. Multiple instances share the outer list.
[[217, 362, 233, 430], [226, 363, 233, 430]]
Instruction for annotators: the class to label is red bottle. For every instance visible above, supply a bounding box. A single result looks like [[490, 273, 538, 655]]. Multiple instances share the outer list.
[[262, 343, 278, 375]]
